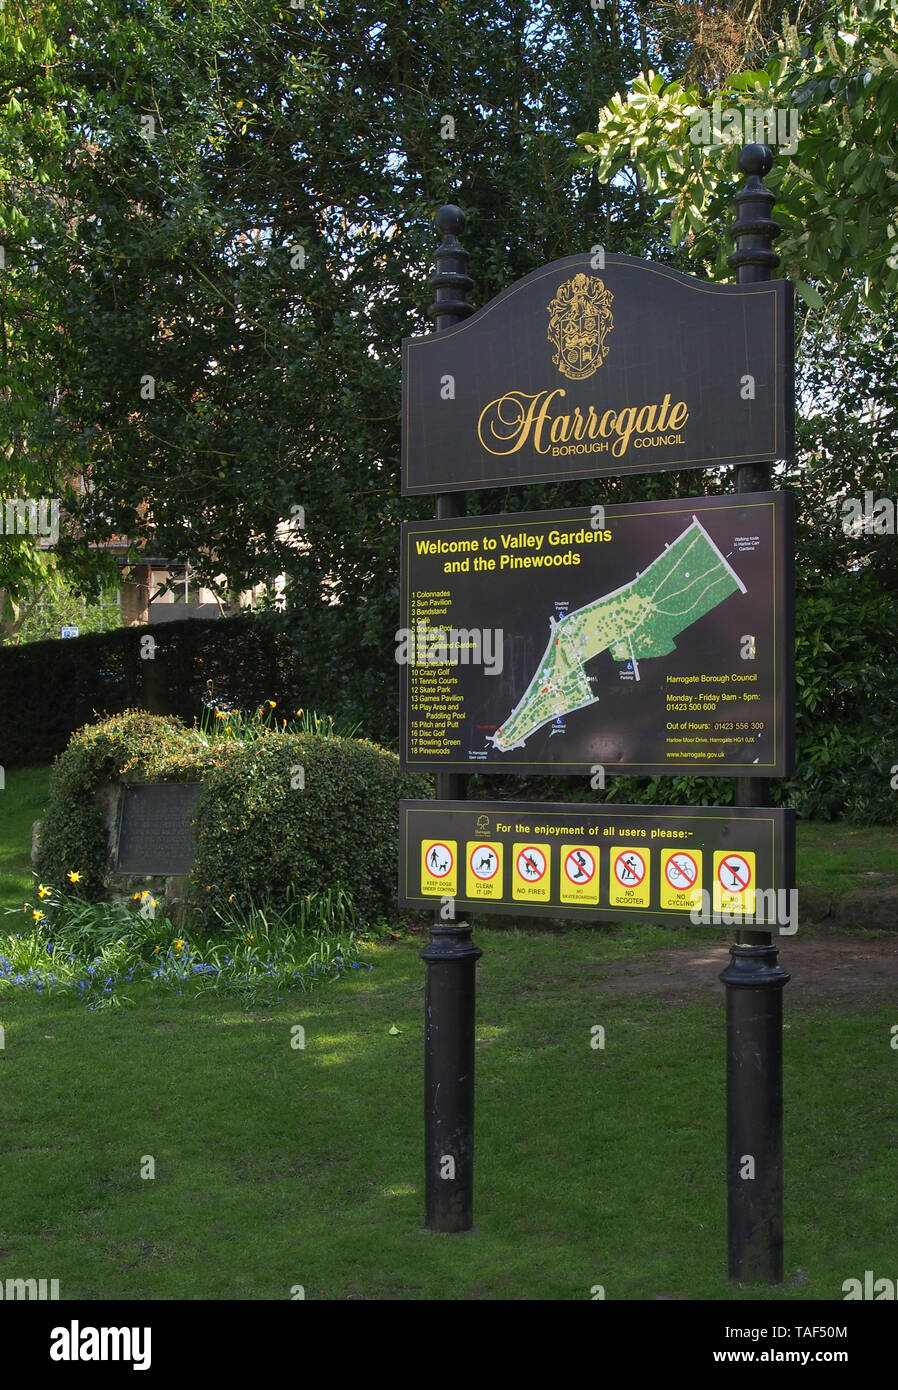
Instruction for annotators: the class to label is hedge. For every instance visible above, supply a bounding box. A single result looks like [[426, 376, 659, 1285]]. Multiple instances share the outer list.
[[0, 611, 344, 768], [34, 710, 431, 926]]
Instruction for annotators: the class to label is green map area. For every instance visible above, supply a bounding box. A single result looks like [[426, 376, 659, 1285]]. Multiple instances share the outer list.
[[489, 516, 746, 751]]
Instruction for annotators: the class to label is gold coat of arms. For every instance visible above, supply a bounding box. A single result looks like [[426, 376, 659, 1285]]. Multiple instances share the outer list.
[[546, 273, 614, 380]]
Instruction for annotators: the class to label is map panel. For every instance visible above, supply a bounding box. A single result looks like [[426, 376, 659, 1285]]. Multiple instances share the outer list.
[[399, 493, 793, 777]]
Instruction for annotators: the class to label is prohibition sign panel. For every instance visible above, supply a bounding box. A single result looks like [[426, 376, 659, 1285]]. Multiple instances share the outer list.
[[512, 842, 551, 902], [560, 845, 599, 905], [713, 849, 757, 914], [610, 846, 650, 908], [564, 847, 596, 885], [660, 848, 703, 911], [400, 801, 795, 928]]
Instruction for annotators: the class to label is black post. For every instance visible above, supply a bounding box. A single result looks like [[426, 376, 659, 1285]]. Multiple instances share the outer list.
[[720, 145, 791, 1282], [420, 205, 482, 1232]]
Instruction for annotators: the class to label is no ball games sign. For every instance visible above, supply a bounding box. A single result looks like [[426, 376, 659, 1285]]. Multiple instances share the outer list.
[[399, 491, 794, 777], [402, 253, 793, 495]]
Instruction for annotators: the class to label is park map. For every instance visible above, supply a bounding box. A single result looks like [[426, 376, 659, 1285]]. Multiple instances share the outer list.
[[489, 516, 745, 750], [400, 494, 789, 777]]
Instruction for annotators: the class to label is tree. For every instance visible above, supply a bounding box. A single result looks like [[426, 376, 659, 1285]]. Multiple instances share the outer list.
[[573, 0, 898, 321], [3, 0, 656, 713]]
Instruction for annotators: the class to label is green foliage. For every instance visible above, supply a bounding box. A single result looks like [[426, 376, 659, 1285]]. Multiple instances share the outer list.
[[9, 577, 122, 645], [1, 0, 653, 693], [789, 576, 898, 822], [574, 0, 898, 317], [1, 882, 366, 1008], [34, 711, 213, 897], [191, 731, 431, 926], [33, 709, 431, 924]]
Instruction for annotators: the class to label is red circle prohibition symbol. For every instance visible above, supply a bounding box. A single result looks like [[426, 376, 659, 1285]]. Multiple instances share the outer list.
[[517, 846, 546, 883], [614, 850, 646, 886], [469, 844, 499, 881], [564, 848, 596, 885], [665, 851, 698, 889], [717, 854, 752, 893], [424, 842, 453, 879]]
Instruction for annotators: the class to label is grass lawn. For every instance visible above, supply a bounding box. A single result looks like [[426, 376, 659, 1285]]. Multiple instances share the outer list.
[[0, 928, 894, 1301], [792, 822, 898, 898], [0, 766, 50, 915], [0, 765, 895, 1299]]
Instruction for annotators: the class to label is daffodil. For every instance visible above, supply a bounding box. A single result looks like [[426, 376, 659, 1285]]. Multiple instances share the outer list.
[[67, 870, 82, 884], [37, 884, 51, 899], [174, 939, 184, 951], [33, 909, 45, 921]]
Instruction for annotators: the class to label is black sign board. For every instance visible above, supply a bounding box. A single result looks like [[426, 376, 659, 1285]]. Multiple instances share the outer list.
[[400, 799, 795, 929], [399, 492, 793, 778], [115, 783, 202, 876], [402, 254, 793, 494]]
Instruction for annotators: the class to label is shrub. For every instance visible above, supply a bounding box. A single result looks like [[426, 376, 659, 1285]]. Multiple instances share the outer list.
[[190, 732, 431, 926], [34, 710, 222, 898], [34, 710, 432, 927]]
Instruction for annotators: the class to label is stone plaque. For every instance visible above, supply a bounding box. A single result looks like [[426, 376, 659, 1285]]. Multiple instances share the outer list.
[[115, 783, 202, 876]]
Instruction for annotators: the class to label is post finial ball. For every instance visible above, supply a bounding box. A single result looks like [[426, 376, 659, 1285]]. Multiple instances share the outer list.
[[435, 204, 466, 237], [738, 143, 774, 177]]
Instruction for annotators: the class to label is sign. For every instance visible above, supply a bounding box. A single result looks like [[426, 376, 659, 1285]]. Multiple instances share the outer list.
[[402, 254, 793, 495], [421, 839, 456, 896], [660, 848, 703, 912], [465, 842, 502, 900], [60, 625, 79, 639], [115, 783, 202, 876], [610, 847, 650, 909], [714, 850, 756, 915], [400, 800, 795, 928], [399, 492, 793, 777], [560, 846, 599, 906]]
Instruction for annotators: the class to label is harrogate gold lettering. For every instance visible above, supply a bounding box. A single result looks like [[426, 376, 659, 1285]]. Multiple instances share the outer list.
[[477, 389, 688, 459]]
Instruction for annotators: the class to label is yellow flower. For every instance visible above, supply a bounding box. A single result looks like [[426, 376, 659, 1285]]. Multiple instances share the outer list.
[[245, 933, 254, 943], [296, 709, 303, 717], [152, 899, 159, 909], [267, 699, 276, 708], [37, 884, 51, 899], [32, 909, 45, 922], [227, 895, 234, 903], [132, 892, 143, 901], [174, 939, 184, 951], [215, 709, 227, 720], [67, 870, 82, 883], [154, 945, 160, 954]]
